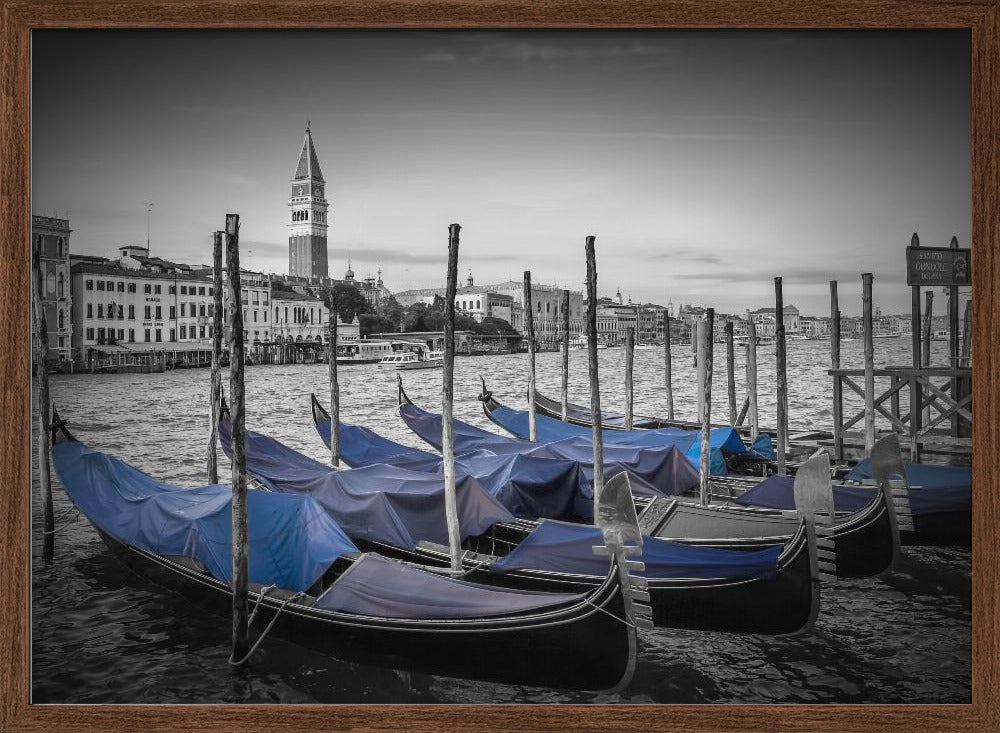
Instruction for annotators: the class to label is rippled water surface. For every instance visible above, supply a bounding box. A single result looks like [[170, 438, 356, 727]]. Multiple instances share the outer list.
[[32, 339, 970, 704]]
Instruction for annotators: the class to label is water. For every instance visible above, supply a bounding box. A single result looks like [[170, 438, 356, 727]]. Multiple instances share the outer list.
[[31, 338, 970, 704]]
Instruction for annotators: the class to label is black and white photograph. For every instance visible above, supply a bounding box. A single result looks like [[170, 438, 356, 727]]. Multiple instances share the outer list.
[[30, 29, 972, 705]]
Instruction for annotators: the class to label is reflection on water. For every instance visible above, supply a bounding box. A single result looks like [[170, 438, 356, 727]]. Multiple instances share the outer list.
[[32, 339, 970, 703]]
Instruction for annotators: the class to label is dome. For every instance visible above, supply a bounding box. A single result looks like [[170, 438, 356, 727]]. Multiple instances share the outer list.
[[344, 259, 354, 280]]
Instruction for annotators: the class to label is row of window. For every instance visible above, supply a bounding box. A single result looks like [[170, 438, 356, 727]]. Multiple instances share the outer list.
[[291, 210, 327, 223], [85, 303, 218, 320], [84, 279, 214, 296], [240, 289, 269, 307], [85, 326, 212, 344]]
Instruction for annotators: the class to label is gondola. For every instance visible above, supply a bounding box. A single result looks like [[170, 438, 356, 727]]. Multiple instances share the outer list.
[[48, 409, 642, 692], [390, 385, 905, 580], [226, 406, 821, 635], [311, 391, 700, 519], [727, 450, 971, 546], [478, 378, 773, 476]]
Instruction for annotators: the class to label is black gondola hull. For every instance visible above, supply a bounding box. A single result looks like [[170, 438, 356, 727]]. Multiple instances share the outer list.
[[93, 529, 634, 692], [362, 524, 817, 636]]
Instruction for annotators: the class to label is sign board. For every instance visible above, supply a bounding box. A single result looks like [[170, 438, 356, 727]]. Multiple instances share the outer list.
[[906, 246, 971, 287]]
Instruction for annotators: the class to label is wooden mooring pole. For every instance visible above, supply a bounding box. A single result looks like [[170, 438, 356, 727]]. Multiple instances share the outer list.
[[862, 273, 876, 454], [774, 277, 788, 475], [207, 231, 224, 484], [663, 314, 674, 421], [745, 309, 759, 442], [523, 271, 537, 441], [695, 319, 705, 424], [830, 280, 843, 460], [922, 290, 934, 368], [725, 320, 736, 425], [224, 214, 249, 665], [32, 234, 55, 559], [561, 289, 570, 421], [328, 308, 340, 467], [948, 236, 961, 436], [584, 236, 604, 508], [699, 309, 714, 505], [442, 225, 463, 572], [922, 290, 934, 426], [624, 326, 635, 430], [909, 233, 922, 461]]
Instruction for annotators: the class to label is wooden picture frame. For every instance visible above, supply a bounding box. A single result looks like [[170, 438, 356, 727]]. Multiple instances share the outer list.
[[2, 1, 997, 730]]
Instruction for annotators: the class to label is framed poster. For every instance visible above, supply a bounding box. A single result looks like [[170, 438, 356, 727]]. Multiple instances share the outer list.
[[2, 1, 997, 731]]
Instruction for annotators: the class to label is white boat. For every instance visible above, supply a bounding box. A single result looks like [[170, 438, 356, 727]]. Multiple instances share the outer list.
[[377, 350, 443, 370]]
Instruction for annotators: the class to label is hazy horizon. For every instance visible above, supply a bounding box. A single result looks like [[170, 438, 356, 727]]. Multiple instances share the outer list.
[[32, 30, 971, 317]]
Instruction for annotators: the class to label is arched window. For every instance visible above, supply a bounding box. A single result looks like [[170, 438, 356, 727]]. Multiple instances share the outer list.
[[57, 272, 64, 298], [58, 310, 64, 329], [476, 299, 481, 310]]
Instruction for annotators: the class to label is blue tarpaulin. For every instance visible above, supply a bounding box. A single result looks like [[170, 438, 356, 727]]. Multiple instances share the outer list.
[[315, 553, 585, 618], [219, 418, 516, 548], [732, 474, 971, 516], [846, 459, 972, 489], [398, 401, 704, 490], [472, 401, 758, 475], [51, 440, 357, 592], [315, 414, 695, 520], [490, 520, 781, 579]]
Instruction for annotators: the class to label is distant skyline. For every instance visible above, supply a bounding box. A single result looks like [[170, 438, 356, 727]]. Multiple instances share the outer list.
[[32, 30, 970, 316]]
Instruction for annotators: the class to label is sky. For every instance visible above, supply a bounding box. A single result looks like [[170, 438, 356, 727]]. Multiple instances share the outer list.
[[32, 30, 970, 316]]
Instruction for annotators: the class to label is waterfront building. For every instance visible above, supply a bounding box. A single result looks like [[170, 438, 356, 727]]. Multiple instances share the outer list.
[[455, 273, 517, 325], [594, 303, 638, 345], [393, 286, 444, 308], [485, 280, 584, 343], [356, 267, 392, 308], [31, 215, 73, 362], [271, 287, 356, 346], [287, 124, 330, 280], [750, 305, 801, 334], [70, 245, 214, 358]]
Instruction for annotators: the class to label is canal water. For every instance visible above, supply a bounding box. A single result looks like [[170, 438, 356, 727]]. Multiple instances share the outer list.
[[31, 338, 970, 704]]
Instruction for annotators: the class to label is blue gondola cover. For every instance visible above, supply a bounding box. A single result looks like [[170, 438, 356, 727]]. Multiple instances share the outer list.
[[315, 553, 584, 618], [51, 440, 357, 592], [220, 419, 516, 548], [732, 474, 971, 515], [490, 520, 780, 579]]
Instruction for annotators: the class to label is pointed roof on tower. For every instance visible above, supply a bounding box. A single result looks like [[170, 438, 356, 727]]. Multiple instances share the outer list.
[[293, 123, 324, 181]]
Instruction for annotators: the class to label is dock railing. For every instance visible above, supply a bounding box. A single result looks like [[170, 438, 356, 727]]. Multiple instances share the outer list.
[[828, 366, 971, 462]]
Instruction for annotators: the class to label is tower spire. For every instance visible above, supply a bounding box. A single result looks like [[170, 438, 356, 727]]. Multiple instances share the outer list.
[[288, 125, 329, 279]]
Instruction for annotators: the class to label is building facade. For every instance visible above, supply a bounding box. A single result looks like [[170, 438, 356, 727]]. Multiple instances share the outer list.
[[287, 125, 330, 280], [31, 215, 73, 361], [70, 246, 215, 355], [486, 280, 584, 343], [271, 289, 357, 346], [750, 305, 801, 334]]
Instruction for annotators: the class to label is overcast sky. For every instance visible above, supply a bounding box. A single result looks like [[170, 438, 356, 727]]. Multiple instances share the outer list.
[[32, 30, 970, 316]]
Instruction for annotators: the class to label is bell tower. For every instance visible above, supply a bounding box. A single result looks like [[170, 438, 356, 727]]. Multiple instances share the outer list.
[[288, 123, 329, 279]]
